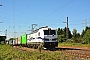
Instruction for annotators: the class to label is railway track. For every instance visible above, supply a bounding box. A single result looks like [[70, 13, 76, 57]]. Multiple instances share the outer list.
[[56, 47, 90, 59], [13, 46, 90, 59], [63, 50, 90, 59]]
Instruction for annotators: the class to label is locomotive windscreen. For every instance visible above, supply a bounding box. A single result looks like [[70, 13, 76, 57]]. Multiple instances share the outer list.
[[44, 30, 56, 35]]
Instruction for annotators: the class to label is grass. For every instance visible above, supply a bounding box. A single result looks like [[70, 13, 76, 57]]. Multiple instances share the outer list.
[[58, 42, 90, 47], [0, 44, 90, 60]]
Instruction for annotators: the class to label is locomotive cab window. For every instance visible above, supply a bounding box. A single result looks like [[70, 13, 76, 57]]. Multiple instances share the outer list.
[[44, 30, 56, 35]]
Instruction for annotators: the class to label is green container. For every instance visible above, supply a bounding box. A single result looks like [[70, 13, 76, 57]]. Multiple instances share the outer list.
[[21, 34, 27, 44]]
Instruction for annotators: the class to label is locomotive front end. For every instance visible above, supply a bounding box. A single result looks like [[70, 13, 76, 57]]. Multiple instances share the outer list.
[[43, 28, 58, 48]]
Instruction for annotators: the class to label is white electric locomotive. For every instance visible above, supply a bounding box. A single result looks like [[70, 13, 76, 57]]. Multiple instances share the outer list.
[[27, 26, 58, 49]]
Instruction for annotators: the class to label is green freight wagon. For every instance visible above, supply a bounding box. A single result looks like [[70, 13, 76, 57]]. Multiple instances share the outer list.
[[21, 34, 27, 45]]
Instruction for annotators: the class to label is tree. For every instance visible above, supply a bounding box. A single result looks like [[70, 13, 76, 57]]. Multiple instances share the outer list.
[[76, 33, 81, 43], [63, 27, 66, 38], [68, 28, 72, 39], [85, 26, 89, 32], [63, 27, 72, 39], [57, 28, 61, 35], [58, 35, 65, 42], [83, 30, 90, 44], [81, 29, 85, 38], [72, 29, 80, 42], [72, 29, 77, 40], [60, 28, 64, 35], [57, 28, 64, 35], [57, 28, 65, 42], [84, 26, 90, 34], [57, 27, 72, 42]]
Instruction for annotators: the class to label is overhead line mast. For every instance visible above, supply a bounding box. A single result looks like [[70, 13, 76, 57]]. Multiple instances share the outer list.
[[66, 17, 68, 40], [63, 17, 69, 40], [82, 18, 89, 27]]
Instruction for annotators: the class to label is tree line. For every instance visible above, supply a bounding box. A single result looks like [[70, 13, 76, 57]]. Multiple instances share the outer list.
[[57, 26, 90, 44]]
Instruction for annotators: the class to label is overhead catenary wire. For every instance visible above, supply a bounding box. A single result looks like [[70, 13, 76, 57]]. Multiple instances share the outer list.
[[0, 12, 40, 21], [43, 9, 90, 28], [41, 0, 74, 20], [16, 0, 32, 32], [1, 0, 89, 27], [1, 0, 90, 39], [0, 0, 72, 24], [41, 0, 90, 27], [0, 0, 74, 27], [37, 1, 74, 26], [0, 0, 89, 25], [17, 0, 32, 21], [31, 0, 74, 28], [0, 1, 32, 38], [0, 14, 40, 24], [70, 8, 90, 18], [69, 0, 90, 17]]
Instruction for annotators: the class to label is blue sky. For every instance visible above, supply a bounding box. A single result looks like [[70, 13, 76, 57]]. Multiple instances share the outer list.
[[0, 0, 90, 39]]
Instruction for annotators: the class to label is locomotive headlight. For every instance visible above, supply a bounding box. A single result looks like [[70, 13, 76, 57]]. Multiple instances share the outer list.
[[56, 39, 58, 41], [56, 39, 58, 42]]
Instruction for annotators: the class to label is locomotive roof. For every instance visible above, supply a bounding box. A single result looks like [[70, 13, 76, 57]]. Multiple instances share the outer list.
[[30, 26, 56, 34]]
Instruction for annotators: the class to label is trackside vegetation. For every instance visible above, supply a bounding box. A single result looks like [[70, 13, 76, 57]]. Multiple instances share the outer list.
[[58, 42, 90, 47], [57, 26, 90, 44], [0, 44, 90, 60]]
